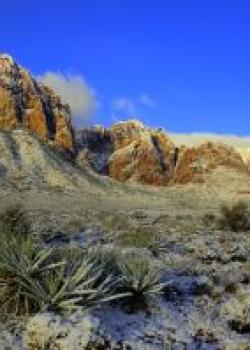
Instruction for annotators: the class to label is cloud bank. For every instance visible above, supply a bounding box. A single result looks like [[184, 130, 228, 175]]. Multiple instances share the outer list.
[[39, 72, 97, 122], [169, 132, 250, 162], [169, 132, 250, 149]]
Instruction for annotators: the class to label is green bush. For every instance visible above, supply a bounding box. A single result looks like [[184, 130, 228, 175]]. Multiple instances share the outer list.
[[0, 234, 60, 315], [117, 255, 165, 308], [219, 201, 250, 232], [38, 258, 119, 313], [75, 247, 165, 309], [0, 234, 120, 316]]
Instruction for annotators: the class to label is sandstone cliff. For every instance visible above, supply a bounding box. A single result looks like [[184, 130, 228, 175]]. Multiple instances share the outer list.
[[173, 142, 248, 184], [77, 120, 178, 185], [0, 54, 74, 152], [77, 121, 249, 186]]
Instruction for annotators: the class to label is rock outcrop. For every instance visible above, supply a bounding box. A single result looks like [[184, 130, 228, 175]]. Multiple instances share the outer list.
[[77, 120, 178, 185], [77, 121, 249, 186], [0, 54, 74, 152], [173, 142, 249, 184]]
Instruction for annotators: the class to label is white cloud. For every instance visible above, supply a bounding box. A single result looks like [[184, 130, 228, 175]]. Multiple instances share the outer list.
[[169, 132, 250, 149], [112, 97, 136, 115], [112, 94, 157, 116], [168, 132, 250, 162], [138, 94, 157, 107], [39, 72, 97, 122]]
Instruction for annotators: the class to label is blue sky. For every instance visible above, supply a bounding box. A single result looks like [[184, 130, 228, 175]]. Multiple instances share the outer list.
[[1, 0, 250, 135]]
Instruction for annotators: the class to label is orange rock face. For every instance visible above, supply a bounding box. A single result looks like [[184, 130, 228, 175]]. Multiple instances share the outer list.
[[77, 120, 178, 185], [109, 121, 177, 185], [173, 142, 249, 184], [77, 121, 249, 186], [0, 54, 74, 152]]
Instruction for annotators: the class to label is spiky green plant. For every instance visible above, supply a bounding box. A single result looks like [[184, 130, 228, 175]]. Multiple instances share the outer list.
[[84, 246, 120, 278], [0, 235, 62, 315], [0, 233, 123, 315], [117, 256, 165, 307], [39, 258, 121, 312]]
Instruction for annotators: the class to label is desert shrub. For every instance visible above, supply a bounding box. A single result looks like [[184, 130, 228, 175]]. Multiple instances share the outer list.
[[0, 203, 30, 236], [78, 247, 165, 308], [116, 227, 159, 255], [0, 234, 61, 315], [38, 259, 119, 313], [218, 201, 250, 231], [0, 233, 120, 316], [84, 246, 120, 278], [117, 255, 165, 308]]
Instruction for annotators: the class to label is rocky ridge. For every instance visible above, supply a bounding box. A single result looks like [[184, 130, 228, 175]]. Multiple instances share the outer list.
[[76, 121, 249, 186], [0, 54, 74, 152], [76, 120, 178, 185], [0, 54, 249, 187]]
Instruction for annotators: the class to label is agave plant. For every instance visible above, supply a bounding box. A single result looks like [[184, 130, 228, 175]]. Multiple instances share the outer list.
[[39, 258, 121, 312], [0, 235, 63, 315], [117, 256, 165, 307], [84, 245, 120, 278], [0, 233, 123, 315]]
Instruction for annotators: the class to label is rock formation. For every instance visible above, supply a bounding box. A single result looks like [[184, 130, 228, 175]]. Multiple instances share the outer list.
[[173, 142, 249, 184], [0, 54, 74, 152], [77, 121, 249, 186], [0, 54, 248, 187], [77, 120, 178, 185]]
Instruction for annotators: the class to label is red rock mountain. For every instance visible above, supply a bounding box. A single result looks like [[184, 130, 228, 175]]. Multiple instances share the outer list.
[[76, 121, 178, 185], [0, 55, 248, 187], [173, 142, 249, 184], [0, 54, 74, 152], [76, 121, 249, 186]]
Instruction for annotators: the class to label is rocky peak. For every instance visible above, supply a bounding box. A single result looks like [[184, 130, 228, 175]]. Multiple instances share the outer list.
[[77, 120, 249, 186], [0, 54, 74, 152], [173, 142, 249, 184], [77, 120, 177, 185]]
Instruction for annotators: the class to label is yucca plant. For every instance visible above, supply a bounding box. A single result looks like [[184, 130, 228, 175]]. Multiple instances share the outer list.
[[84, 246, 121, 278], [117, 256, 165, 309], [0, 235, 62, 315], [39, 258, 121, 312], [0, 232, 123, 315]]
